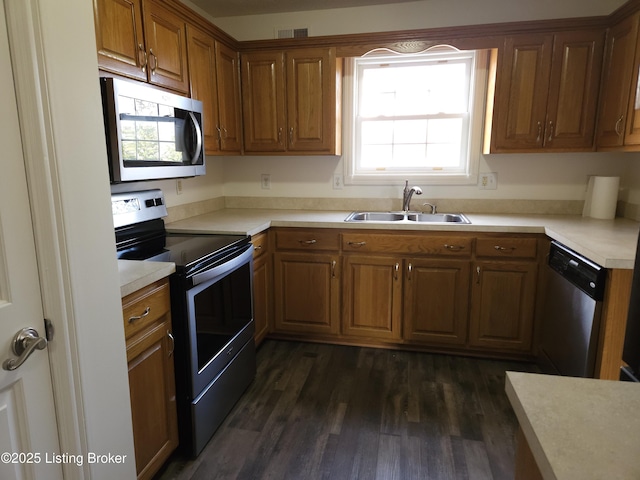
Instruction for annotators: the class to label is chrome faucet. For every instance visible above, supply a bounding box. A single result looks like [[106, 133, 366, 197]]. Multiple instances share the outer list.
[[402, 180, 423, 212]]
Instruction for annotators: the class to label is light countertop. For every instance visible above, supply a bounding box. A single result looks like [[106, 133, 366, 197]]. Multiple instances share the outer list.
[[118, 259, 175, 297], [166, 210, 640, 269], [506, 371, 640, 480]]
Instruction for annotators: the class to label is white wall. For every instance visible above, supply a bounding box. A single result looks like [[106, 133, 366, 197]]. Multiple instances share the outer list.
[[210, 0, 626, 41], [25, 0, 137, 477], [221, 152, 635, 203]]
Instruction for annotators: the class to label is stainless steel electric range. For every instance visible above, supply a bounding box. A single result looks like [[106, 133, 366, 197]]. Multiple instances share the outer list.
[[112, 189, 255, 457]]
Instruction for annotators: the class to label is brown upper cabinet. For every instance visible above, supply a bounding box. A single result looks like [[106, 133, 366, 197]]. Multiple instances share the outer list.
[[95, 0, 189, 94], [597, 12, 640, 150], [241, 48, 342, 155], [187, 25, 242, 154], [485, 30, 605, 153]]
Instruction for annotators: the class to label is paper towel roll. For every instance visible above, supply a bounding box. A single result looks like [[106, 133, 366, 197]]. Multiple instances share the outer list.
[[582, 176, 620, 219]]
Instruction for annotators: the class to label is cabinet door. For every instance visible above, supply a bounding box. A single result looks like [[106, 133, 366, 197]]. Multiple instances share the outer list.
[[241, 51, 287, 152], [215, 42, 243, 153], [273, 252, 339, 335], [469, 261, 537, 352], [342, 255, 402, 341], [186, 25, 220, 154], [492, 34, 553, 150], [142, 0, 189, 93], [253, 249, 272, 346], [403, 258, 470, 346], [127, 320, 178, 480], [597, 13, 640, 148], [546, 30, 604, 150], [94, 0, 147, 81], [286, 48, 337, 153]]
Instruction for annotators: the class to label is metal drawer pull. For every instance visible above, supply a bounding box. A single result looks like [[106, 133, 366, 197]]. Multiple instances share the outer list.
[[128, 306, 151, 323], [347, 241, 367, 247], [444, 244, 464, 251], [331, 260, 337, 278], [254, 245, 263, 251], [494, 245, 516, 252], [299, 239, 317, 245]]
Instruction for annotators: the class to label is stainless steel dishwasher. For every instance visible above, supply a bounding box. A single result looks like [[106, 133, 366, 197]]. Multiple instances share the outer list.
[[538, 241, 607, 377]]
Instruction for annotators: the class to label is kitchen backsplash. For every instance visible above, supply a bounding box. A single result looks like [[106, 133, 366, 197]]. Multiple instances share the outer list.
[[165, 196, 635, 224]]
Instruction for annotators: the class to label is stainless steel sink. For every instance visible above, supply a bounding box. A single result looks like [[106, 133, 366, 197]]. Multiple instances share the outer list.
[[345, 212, 405, 222], [406, 213, 471, 224], [344, 211, 471, 224]]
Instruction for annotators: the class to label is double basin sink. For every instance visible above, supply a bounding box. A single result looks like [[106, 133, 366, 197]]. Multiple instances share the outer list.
[[345, 211, 471, 224]]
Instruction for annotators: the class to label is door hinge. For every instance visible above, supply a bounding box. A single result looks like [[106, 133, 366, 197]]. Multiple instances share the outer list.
[[44, 318, 55, 342]]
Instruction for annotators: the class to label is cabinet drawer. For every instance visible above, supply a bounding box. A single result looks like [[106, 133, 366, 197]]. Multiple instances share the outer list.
[[275, 229, 340, 251], [251, 232, 269, 259], [122, 279, 171, 341], [342, 233, 473, 257], [476, 237, 538, 259]]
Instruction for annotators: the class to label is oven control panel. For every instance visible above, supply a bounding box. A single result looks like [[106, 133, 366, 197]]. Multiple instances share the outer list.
[[111, 189, 167, 228]]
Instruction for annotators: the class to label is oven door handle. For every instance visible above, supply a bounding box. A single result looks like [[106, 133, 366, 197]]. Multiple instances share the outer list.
[[190, 244, 253, 287]]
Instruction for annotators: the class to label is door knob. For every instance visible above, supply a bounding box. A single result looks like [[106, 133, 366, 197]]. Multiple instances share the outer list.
[[2, 327, 48, 371]]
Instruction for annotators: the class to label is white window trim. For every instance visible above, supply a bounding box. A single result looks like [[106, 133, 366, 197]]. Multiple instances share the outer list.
[[343, 48, 489, 186]]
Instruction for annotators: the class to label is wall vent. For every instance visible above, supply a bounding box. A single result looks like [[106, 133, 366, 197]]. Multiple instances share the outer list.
[[275, 27, 309, 39]]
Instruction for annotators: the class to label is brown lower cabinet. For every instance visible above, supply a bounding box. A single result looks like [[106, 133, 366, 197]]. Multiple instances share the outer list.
[[122, 278, 178, 480], [269, 227, 541, 360]]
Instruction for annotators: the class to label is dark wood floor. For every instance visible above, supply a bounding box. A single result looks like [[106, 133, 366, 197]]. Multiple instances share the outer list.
[[156, 340, 538, 480]]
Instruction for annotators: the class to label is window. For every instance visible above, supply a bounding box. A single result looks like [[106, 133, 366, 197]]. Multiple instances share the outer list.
[[344, 47, 488, 185]]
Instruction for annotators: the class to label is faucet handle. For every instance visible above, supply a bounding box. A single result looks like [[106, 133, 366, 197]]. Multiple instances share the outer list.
[[422, 202, 437, 214]]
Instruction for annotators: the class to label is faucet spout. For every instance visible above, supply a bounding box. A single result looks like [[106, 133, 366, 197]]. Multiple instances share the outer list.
[[402, 180, 423, 212]]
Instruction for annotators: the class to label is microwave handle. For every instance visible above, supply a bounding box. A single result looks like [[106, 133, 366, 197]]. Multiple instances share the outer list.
[[186, 111, 203, 164]]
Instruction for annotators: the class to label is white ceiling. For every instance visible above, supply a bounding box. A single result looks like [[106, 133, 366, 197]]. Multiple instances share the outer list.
[[189, 0, 420, 18]]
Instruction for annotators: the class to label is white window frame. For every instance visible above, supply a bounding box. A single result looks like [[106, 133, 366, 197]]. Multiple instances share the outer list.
[[343, 47, 489, 186]]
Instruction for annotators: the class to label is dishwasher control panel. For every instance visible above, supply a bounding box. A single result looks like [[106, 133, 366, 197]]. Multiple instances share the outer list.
[[548, 241, 606, 301]]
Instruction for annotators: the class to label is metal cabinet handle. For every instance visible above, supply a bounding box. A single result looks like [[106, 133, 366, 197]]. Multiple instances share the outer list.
[[254, 245, 263, 251], [149, 48, 157, 75], [299, 239, 317, 245], [167, 331, 174, 357], [615, 114, 624, 137], [444, 244, 465, 251], [289, 127, 294, 145], [128, 306, 150, 323], [494, 245, 516, 252], [347, 241, 367, 247], [536, 121, 542, 143], [407, 262, 413, 280], [331, 260, 337, 278], [476, 266, 481, 284], [278, 127, 283, 144], [394, 262, 399, 280], [547, 121, 554, 142], [3, 328, 48, 371], [216, 126, 222, 143], [138, 43, 148, 73]]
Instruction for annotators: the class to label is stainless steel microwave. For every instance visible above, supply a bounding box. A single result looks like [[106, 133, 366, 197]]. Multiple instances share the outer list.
[[100, 77, 205, 183]]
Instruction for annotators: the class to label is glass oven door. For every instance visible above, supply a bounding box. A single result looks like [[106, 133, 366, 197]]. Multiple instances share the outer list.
[[185, 245, 254, 397]]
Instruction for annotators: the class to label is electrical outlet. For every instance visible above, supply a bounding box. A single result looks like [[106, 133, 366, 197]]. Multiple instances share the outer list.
[[478, 172, 497, 190], [176, 179, 183, 195], [261, 173, 271, 190], [333, 173, 343, 190]]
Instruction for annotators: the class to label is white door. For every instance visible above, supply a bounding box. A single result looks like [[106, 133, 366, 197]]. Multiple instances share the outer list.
[[0, 3, 63, 479]]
